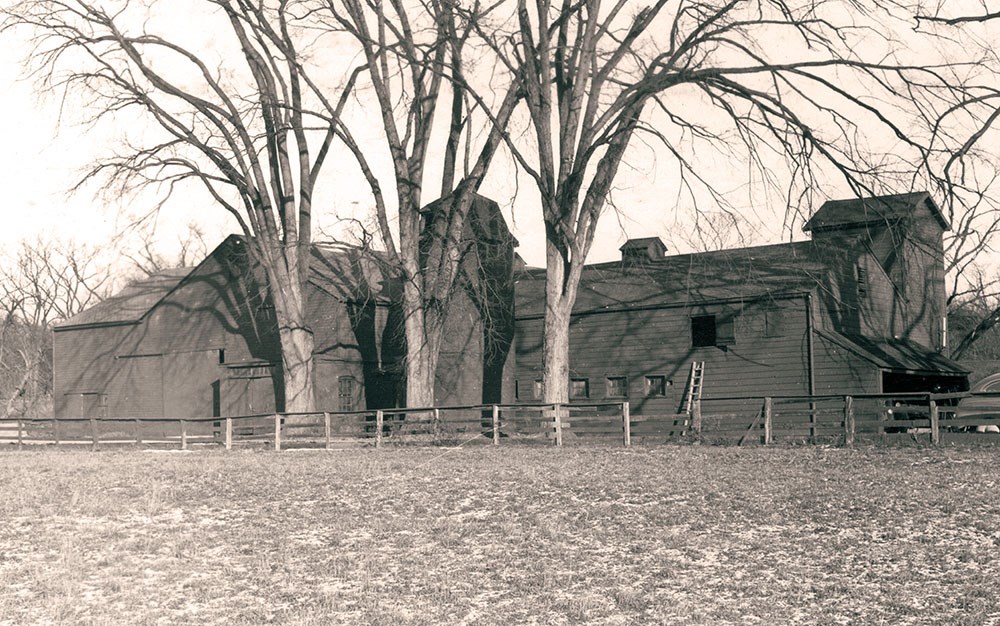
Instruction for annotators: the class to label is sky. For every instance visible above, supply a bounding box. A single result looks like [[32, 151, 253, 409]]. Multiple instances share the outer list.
[[0, 2, 996, 282], [0, 1, 812, 278]]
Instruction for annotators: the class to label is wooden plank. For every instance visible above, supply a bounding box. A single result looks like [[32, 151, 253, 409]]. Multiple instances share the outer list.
[[622, 401, 630, 447], [763, 397, 773, 445], [180, 420, 188, 450], [937, 418, 1000, 428], [844, 396, 855, 446], [930, 400, 940, 445], [324, 412, 331, 450], [375, 410, 383, 449], [554, 405, 563, 447], [274, 414, 281, 452], [492, 405, 500, 446]]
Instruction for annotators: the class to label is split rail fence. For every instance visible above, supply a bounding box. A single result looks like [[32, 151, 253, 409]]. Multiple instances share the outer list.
[[1, 392, 998, 450]]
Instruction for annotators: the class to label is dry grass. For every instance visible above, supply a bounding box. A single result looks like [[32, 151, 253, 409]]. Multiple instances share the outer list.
[[0, 445, 999, 625]]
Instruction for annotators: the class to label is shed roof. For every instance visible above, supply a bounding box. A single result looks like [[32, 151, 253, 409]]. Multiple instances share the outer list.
[[817, 330, 967, 375], [515, 240, 826, 318], [802, 192, 948, 232]]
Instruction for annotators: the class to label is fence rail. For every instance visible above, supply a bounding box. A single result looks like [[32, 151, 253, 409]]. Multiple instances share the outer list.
[[2, 392, 999, 450]]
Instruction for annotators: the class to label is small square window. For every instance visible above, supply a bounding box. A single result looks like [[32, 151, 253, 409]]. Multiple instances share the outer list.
[[645, 376, 669, 397], [533, 380, 543, 400], [606, 376, 628, 397], [857, 265, 868, 298], [716, 317, 736, 345], [570, 378, 590, 399], [691, 315, 717, 347]]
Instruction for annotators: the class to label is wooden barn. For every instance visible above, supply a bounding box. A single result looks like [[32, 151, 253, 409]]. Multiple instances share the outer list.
[[53, 191, 968, 420], [52, 195, 517, 419], [513, 192, 968, 414]]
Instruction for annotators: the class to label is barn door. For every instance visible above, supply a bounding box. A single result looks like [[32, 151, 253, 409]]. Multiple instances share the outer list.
[[222, 365, 277, 417]]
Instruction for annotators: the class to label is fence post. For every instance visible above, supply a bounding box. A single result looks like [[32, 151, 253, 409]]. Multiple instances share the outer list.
[[135, 418, 142, 445], [180, 419, 188, 450], [763, 397, 773, 445], [225, 417, 233, 450], [52, 416, 59, 446], [929, 398, 940, 445], [692, 398, 702, 434], [16, 418, 23, 449], [375, 410, 383, 449], [324, 412, 331, 450], [90, 417, 98, 451], [844, 396, 855, 447], [492, 405, 500, 446], [553, 403, 563, 447], [274, 414, 281, 451], [433, 408, 441, 443], [622, 401, 631, 447]]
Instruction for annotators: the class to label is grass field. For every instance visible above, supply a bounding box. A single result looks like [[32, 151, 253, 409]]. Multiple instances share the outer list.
[[0, 445, 998, 625]]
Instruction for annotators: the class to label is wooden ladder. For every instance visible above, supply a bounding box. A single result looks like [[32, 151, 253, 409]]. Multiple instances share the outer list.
[[681, 361, 705, 415]]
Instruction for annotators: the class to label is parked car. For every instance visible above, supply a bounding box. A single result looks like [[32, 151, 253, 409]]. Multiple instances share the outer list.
[[954, 373, 1000, 432]]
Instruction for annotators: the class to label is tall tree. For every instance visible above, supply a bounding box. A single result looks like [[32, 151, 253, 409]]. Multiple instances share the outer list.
[[3, 0, 361, 412], [908, 4, 1000, 360], [322, 0, 520, 406], [472, 0, 966, 402]]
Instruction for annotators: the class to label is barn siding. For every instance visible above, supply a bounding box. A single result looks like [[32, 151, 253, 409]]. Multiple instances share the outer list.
[[514, 297, 811, 415], [812, 333, 880, 395]]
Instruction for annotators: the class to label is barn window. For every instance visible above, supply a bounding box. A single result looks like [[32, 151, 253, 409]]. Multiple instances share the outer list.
[[606, 376, 628, 398], [645, 376, 668, 397], [765, 308, 785, 337], [515, 380, 521, 400], [533, 380, 543, 400], [338, 376, 355, 412], [857, 265, 868, 299], [716, 317, 736, 345], [570, 378, 590, 399], [692, 314, 736, 347], [691, 315, 717, 347], [217, 349, 226, 364]]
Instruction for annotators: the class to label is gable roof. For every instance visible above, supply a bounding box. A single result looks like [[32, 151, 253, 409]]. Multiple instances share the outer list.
[[55, 268, 192, 330], [515, 240, 828, 318], [803, 192, 949, 233], [55, 237, 393, 331]]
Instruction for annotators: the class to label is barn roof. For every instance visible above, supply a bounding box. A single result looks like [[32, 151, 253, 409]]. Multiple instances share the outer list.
[[55, 268, 192, 329], [802, 192, 949, 232], [56, 238, 392, 331], [817, 330, 967, 375], [514, 240, 826, 318]]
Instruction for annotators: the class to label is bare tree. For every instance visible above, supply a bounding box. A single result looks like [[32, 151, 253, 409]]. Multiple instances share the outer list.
[[3, 1, 364, 412], [123, 222, 210, 278], [0, 240, 111, 417], [910, 4, 1000, 359], [320, 0, 520, 406], [468, 0, 966, 402]]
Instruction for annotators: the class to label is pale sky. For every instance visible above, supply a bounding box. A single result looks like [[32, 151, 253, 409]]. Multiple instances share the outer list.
[[0, 4, 804, 277], [1, 2, 996, 281]]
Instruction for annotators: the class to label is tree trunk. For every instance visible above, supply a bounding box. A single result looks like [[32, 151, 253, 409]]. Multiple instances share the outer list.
[[270, 262, 315, 414], [278, 324, 315, 414], [542, 242, 577, 404], [401, 284, 443, 407]]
